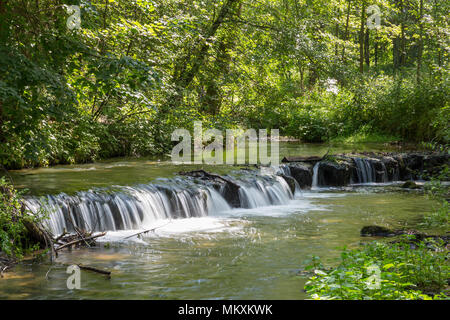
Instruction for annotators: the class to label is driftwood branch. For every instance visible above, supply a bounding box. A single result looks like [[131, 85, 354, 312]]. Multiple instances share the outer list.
[[53, 263, 111, 279], [55, 232, 106, 251], [77, 264, 111, 277]]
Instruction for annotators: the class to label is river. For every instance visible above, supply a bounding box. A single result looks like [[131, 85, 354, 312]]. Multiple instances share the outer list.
[[0, 142, 439, 300]]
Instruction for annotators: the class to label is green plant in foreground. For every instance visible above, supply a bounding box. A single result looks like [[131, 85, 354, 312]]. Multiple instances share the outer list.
[[0, 177, 43, 259], [304, 238, 449, 300], [421, 201, 449, 229], [421, 167, 449, 229]]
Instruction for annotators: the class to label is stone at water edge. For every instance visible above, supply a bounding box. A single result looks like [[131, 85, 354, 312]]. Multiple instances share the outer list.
[[280, 175, 296, 194], [360, 225, 397, 237], [316, 161, 352, 187], [400, 181, 421, 189], [287, 163, 312, 189]]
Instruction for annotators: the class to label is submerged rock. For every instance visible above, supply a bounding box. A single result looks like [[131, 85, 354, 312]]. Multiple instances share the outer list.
[[361, 226, 450, 247], [361, 225, 397, 237], [282, 156, 322, 163], [316, 161, 351, 186], [401, 181, 421, 189]]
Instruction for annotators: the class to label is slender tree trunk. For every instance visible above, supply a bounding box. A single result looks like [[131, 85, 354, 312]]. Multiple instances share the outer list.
[[364, 27, 370, 68], [153, 0, 240, 151], [374, 31, 378, 67], [399, 0, 406, 66], [416, 0, 423, 83], [299, 65, 304, 92], [341, 0, 351, 63], [171, 0, 240, 91], [359, 1, 366, 73], [202, 2, 242, 115]]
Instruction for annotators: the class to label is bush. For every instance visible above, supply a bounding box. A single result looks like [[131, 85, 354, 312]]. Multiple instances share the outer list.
[[0, 177, 43, 259], [304, 238, 449, 300], [421, 167, 450, 230]]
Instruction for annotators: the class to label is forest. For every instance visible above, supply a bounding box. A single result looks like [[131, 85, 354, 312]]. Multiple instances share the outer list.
[[0, 0, 448, 169], [0, 0, 449, 303]]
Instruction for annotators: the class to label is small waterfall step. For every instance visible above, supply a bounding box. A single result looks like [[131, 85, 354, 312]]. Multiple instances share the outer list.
[[26, 169, 295, 236]]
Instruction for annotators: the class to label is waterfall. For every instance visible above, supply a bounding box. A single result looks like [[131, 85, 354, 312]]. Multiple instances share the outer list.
[[353, 158, 376, 183], [25, 170, 295, 236], [25, 181, 228, 236], [277, 164, 302, 196], [238, 174, 293, 208], [311, 162, 320, 188]]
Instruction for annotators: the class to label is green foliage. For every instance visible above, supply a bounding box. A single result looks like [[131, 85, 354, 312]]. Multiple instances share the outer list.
[[0, 0, 448, 168], [0, 177, 43, 259], [421, 201, 449, 230], [421, 167, 450, 229], [304, 238, 449, 300]]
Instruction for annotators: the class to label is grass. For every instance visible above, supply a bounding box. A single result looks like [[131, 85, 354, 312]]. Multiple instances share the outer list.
[[331, 132, 402, 144]]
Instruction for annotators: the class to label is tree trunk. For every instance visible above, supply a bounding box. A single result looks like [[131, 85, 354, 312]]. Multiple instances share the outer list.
[[416, 0, 424, 83], [364, 27, 370, 68], [341, 0, 351, 63], [171, 0, 240, 91], [153, 0, 240, 151], [201, 2, 242, 115], [374, 31, 378, 67], [399, 0, 406, 66], [359, 2, 366, 73]]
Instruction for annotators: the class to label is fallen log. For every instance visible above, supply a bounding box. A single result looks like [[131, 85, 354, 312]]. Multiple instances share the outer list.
[[55, 263, 111, 279], [77, 264, 111, 277]]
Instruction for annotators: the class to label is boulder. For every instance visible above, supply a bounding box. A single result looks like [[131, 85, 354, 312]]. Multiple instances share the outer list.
[[381, 156, 400, 181], [280, 175, 296, 194], [401, 181, 421, 189], [179, 170, 241, 208], [361, 226, 396, 237], [316, 161, 351, 186], [287, 163, 312, 189], [367, 158, 387, 182]]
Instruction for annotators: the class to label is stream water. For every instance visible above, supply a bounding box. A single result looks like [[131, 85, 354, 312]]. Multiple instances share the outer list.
[[0, 142, 439, 300]]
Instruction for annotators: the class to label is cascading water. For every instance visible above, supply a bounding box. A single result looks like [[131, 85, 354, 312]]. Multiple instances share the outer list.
[[24, 157, 399, 237], [353, 158, 376, 183], [277, 165, 302, 196], [311, 162, 320, 188], [25, 169, 296, 236], [237, 174, 294, 208], [25, 180, 228, 236]]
